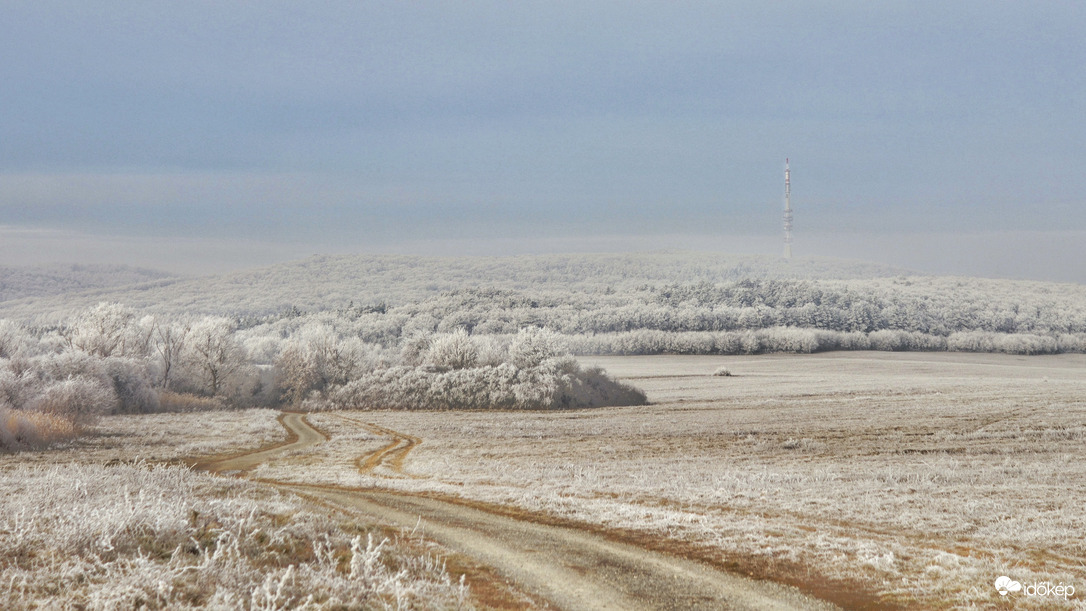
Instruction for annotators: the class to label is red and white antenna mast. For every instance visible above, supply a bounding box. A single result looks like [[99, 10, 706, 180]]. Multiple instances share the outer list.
[[783, 158, 793, 259]]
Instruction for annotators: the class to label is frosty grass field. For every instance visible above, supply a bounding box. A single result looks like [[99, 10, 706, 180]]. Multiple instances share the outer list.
[[3, 350, 1082, 609]]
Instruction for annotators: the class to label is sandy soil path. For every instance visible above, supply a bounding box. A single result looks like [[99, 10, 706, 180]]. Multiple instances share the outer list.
[[196, 412, 839, 610]]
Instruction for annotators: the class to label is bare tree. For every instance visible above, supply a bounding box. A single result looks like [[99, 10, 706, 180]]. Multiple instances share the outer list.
[[64, 302, 138, 357], [151, 318, 191, 390], [276, 323, 373, 405], [186, 317, 246, 397]]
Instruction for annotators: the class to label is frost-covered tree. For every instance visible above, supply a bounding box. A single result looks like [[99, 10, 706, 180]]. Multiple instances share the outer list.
[[64, 302, 141, 358], [275, 323, 374, 405], [150, 318, 190, 390], [186, 317, 247, 397]]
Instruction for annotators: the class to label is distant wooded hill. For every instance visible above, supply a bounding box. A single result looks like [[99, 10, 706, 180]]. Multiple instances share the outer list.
[[0, 253, 906, 320], [0, 264, 177, 304]]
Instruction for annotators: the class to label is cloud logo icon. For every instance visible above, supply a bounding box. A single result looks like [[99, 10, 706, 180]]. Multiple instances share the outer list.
[[995, 576, 1022, 596]]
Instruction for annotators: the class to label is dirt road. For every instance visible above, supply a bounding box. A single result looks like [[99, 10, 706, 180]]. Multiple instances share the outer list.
[[191, 412, 326, 473], [195, 412, 839, 611]]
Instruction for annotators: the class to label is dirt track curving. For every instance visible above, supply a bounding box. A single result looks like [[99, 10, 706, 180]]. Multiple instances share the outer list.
[[189, 412, 327, 474], [334, 413, 423, 478], [195, 412, 840, 611]]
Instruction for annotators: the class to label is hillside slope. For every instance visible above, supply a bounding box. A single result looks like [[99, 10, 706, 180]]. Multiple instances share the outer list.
[[0, 264, 178, 304], [0, 252, 906, 321]]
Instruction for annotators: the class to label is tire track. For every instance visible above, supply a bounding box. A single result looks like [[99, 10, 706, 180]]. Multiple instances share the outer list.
[[193, 411, 841, 611], [189, 412, 327, 474], [334, 413, 424, 479]]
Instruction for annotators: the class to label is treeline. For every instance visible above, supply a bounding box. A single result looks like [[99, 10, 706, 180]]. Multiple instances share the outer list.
[[564, 328, 1083, 356], [392, 278, 1086, 338], [0, 304, 645, 451], [225, 277, 1086, 358], [5, 257, 1086, 450]]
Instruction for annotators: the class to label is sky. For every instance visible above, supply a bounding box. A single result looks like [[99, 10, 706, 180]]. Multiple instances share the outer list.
[[1, 1, 1084, 280]]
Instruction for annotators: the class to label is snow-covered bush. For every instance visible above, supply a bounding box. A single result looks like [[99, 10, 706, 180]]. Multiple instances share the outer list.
[[509, 327, 566, 369], [28, 376, 116, 424], [328, 354, 645, 411], [425, 328, 479, 370]]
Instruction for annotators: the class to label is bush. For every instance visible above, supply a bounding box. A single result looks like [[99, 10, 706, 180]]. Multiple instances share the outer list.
[[509, 327, 566, 369], [425, 329, 479, 370], [329, 356, 646, 411], [28, 377, 116, 425], [103, 357, 160, 413]]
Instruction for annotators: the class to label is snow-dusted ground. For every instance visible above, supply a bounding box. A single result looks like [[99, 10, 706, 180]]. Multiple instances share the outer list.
[[290, 352, 1085, 609], [4, 352, 1083, 608]]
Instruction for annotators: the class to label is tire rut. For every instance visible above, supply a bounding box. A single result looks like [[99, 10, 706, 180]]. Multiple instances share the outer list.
[[335, 413, 423, 479], [189, 412, 327, 474]]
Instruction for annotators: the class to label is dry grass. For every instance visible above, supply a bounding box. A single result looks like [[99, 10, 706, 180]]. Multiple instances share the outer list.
[[0, 408, 285, 470], [0, 408, 78, 450], [0, 462, 471, 609]]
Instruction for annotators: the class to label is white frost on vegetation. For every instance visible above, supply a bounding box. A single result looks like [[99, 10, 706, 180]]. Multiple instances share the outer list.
[[0, 462, 471, 610]]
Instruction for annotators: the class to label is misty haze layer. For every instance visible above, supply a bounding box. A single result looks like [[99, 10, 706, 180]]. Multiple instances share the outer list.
[[1, 3, 1083, 280]]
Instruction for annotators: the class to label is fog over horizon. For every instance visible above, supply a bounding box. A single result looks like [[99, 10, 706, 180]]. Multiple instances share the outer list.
[[3, 224, 1084, 285], [2, 2, 1084, 283]]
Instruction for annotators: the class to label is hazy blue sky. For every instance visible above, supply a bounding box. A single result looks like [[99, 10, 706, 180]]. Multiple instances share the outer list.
[[2, 2, 1084, 279]]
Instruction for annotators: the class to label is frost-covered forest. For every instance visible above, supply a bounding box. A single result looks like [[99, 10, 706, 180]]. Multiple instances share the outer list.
[[0, 264, 174, 303], [0, 253, 904, 319], [3, 252, 1085, 451]]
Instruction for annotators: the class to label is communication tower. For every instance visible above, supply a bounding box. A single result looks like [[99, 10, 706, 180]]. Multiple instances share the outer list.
[[783, 158, 793, 259]]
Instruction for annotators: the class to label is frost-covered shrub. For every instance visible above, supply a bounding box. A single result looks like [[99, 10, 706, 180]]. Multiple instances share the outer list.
[[509, 327, 566, 369], [0, 463, 471, 609], [0, 406, 77, 450], [474, 334, 509, 367], [399, 332, 431, 367], [0, 320, 34, 359], [0, 365, 38, 409], [328, 355, 645, 411], [425, 329, 479, 370], [948, 331, 1058, 355], [103, 357, 161, 413], [1057, 333, 1086, 353], [758, 327, 820, 353], [27, 376, 116, 425]]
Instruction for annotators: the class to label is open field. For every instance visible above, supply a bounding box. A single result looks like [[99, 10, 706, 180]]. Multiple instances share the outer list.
[[264, 352, 1086, 608], [3, 351, 1083, 608]]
